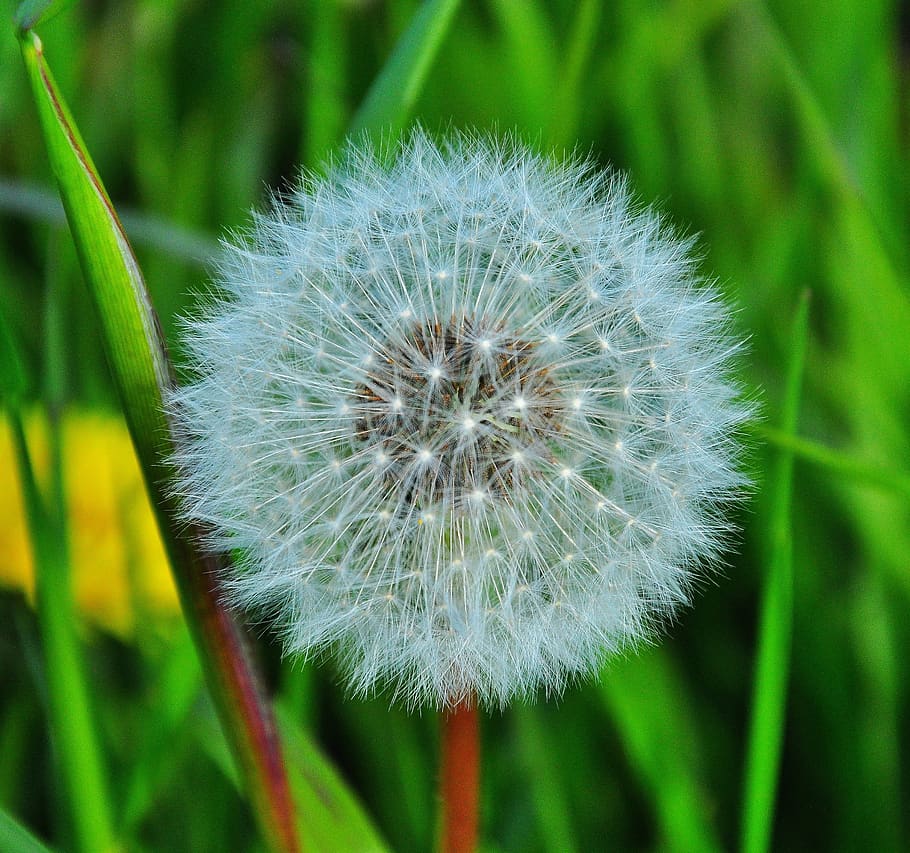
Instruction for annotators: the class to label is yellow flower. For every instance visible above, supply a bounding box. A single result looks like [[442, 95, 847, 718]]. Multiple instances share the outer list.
[[0, 408, 179, 636]]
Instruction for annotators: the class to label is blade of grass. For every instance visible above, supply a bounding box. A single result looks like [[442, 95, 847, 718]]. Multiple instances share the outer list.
[[487, 0, 557, 131], [18, 27, 299, 853], [348, 0, 461, 138], [8, 411, 115, 853], [756, 426, 910, 501], [0, 701, 32, 809], [849, 574, 902, 850], [332, 698, 433, 851], [544, 0, 600, 147], [600, 650, 724, 853], [277, 702, 391, 853], [122, 630, 202, 830], [754, 7, 907, 296], [0, 806, 55, 853], [302, 0, 347, 166], [740, 290, 811, 853], [512, 705, 578, 853], [196, 700, 392, 853], [0, 291, 29, 401], [1, 272, 115, 852], [0, 179, 218, 265]]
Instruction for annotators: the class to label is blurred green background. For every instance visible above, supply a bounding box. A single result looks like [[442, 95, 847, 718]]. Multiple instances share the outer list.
[[1, 1, 908, 851]]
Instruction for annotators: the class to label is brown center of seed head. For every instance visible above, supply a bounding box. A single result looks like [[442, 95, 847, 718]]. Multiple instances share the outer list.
[[351, 316, 562, 511]]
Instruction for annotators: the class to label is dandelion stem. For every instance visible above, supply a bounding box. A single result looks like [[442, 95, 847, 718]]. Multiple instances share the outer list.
[[440, 700, 479, 853]]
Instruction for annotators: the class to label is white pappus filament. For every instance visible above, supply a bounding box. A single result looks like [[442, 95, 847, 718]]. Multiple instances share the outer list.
[[169, 130, 752, 709]]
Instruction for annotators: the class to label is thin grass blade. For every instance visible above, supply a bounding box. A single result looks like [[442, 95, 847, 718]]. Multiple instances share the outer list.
[[197, 701, 392, 853], [757, 427, 910, 501], [2, 279, 116, 853], [276, 703, 392, 853], [349, 0, 461, 137], [512, 706, 579, 853], [741, 291, 811, 853], [0, 806, 55, 853]]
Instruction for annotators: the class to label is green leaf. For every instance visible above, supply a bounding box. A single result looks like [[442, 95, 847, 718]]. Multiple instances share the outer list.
[[512, 705, 579, 853], [7, 291, 115, 853], [0, 806, 55, 853], [200, 702, 391, 853], [544, 0, 601, 147], [349, 0, 461, 138], [488, 0, 557, 131], [276, 703, 391, 853], [18, 30, 300, 853], [741, 291, 811, 853], [122, 631, 203, 830], [14, 0, 73, 35], [302, 0, 347, 166], [757, 426, 910, 501], [0, 304, 29, 403], [601, 650, 725, 853]]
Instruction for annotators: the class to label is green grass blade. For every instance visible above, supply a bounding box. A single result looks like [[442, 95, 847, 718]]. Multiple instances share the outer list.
[[0, 300, 30, 403], [348, 0, 461, 138], [8, 409, 116, 853], [487, 0, 557, 131], [545, 0, 600, 147], [19, 31, 171, 446], [600, 650, 724, 853], [0, 179, 218, 265], [755, 9, 908, 303], [122, 631, 202, 830], [276, 703, 392, 853], [512, 705, 578, 853], [3, 283, 115, 853], [757, 427, 910, 501], [741, 291, 811, 853], [0, 806, 55, 853], [198, 701, 392, 853], [302, 0, 347, 166], [333, 700, 433, 851], [18, 29, 300, 853]]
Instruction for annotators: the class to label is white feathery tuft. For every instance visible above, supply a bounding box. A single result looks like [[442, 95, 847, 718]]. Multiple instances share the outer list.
[[169, 130, 752, 709]]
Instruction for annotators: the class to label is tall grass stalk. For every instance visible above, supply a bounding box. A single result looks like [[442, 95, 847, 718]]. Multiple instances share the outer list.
[[741, 291, 810, 853]]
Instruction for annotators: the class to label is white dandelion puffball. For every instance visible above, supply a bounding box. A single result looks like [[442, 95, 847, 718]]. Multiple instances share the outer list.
[[170, 131, 750, 709]]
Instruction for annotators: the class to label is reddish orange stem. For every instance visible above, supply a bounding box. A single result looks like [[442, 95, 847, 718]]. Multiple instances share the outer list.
[[440, 700, 480, 853]]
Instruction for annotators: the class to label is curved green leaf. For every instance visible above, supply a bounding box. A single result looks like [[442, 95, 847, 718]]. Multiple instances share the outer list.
[[0, 806, 55, 853], [349, 0, 461, 138], [277, 703, 391, 853], [18, 29, 300, 853], [601, 650, 724, 853]]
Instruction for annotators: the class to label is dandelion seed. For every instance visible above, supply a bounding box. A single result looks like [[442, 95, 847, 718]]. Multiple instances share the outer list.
[[169, 130, 751, 709]]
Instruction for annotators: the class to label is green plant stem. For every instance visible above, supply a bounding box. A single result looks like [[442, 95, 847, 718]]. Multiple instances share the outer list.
[[440, 701, 479, 853], [3, 255, 117, 853], [741, 291, 810, 853]]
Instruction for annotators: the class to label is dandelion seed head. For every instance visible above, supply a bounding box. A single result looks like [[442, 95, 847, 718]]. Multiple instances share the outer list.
[[169, 130, 752, 709]]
